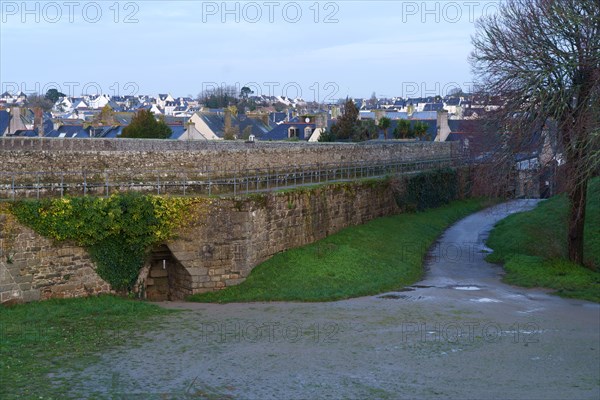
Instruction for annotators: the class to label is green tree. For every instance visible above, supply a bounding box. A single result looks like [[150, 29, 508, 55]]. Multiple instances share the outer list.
[[331, 99, 360, 139], [317, 128, 336, 142], [394, 119, 412, 139], [412, 121, 430, 140], [352, 119, 377, 142], [378, 116, 391, 140], [240, 86, 253, 98], [45, 88, 66, 103], [121, 110, 172, 139], [470, 0, 600, 264]]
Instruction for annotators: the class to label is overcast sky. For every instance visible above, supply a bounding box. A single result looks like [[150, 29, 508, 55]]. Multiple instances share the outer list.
[[0, 1, 503, 101]]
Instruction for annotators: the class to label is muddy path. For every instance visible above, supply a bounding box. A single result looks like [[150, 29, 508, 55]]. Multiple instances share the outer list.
[[55, 200, 600, 399]]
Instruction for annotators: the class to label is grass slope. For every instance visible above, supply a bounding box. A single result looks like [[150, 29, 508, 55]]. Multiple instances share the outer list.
[[0, 296, 172, 399], [189, 198, 488, 303], [486, 178, 600, 302]]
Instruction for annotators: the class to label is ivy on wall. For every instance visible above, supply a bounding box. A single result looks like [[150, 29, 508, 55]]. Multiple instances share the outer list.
[[0, 203, 18, 264], [392, 168, 461, 212], [9, 194, 201, 292]]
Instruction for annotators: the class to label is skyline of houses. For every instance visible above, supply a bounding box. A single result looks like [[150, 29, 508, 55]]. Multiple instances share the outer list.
[[0, 89, 562, 198], [0, 90, 502, 143]]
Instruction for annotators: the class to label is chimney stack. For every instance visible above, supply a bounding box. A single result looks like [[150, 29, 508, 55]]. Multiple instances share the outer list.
[[435, 110, 450, 142], [224, 109, 232, 131], [8, 107, 27, 134], [34, 107, 44, 137]]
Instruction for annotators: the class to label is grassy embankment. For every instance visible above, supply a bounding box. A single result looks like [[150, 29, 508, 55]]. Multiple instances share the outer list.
[[189, 198, 489, 303], [0, 296, 172, 399], [486, 178, 600, 302]]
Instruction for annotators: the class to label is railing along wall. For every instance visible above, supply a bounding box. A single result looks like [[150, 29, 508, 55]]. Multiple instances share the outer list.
[[0, 156, 464, 200]]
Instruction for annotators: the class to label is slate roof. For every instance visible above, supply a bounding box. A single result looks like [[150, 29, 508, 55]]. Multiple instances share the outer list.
[[268, 112, 288, 125], [423, 103, 445, 112], [359, 111, 376, 119], [197, 112, 226, 137], [237, 116, 272, 138], [88, 126, 119, 138], [261, 122, 316, 141], [168, 125, 186, 139], [102, 126, 124, 138], [13, 129, 38, 137], [411, 111, 438, 120], [385, 112, 409, 120], [446, 119, 502, 156], [0, 110, 10, 135], [445, 98, 461, 106], [45, 125, 90, 138]]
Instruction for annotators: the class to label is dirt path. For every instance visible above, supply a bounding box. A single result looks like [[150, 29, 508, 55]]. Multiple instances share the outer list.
[[56, 200, 600, 399]]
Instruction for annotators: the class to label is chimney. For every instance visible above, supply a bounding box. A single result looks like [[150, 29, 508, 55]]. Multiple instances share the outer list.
[[435, 110, 451, 142], [34, 107, 44, 137], [224, 109, 232, 131], [316, 113, 326, 129], [8, 107, 27, 134]]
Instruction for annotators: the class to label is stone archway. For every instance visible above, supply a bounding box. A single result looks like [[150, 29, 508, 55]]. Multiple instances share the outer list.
[[145, 244, 192, 301]]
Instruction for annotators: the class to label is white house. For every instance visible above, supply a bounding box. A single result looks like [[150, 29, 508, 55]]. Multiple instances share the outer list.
[[88, 94, 111, 109], [150, 104, 163, 115], [156, 94, 175, 109], [179, 122, 210, 140], [164, 101, 177, 116], [188, 112, 223, 140]]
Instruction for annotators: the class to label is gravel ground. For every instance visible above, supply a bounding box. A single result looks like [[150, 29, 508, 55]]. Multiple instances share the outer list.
[[55, 200, 600, 399]]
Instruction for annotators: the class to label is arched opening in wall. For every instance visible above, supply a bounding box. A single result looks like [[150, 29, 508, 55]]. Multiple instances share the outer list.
[[145, 244, 192, 301]]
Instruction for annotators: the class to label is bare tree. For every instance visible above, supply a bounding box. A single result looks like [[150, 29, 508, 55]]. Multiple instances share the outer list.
[[470, 0, 600, 265], [26, 93, 54, 111]]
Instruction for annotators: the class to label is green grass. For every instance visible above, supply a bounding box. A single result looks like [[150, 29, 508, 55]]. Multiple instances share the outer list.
[[486, 178, 600, 302], [0, 295, 173, 399], [189, 198, 490, 303]]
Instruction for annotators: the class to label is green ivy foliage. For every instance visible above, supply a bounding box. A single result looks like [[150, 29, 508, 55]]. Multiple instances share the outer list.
[[393, 168, 459, 212], [10, 194, 195, 292]]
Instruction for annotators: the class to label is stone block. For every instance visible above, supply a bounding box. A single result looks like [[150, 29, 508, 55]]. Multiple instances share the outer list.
[[172, 251, 198, 262], [14, 275, 33, 284], [186, 267, 209, 276], [225, 278, 245, 286], [150, 268, 168, 278], [21, 289, 40, 302]]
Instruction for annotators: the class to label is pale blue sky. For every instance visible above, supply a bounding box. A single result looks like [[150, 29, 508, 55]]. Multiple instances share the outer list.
[[0, 1, 502, 100]]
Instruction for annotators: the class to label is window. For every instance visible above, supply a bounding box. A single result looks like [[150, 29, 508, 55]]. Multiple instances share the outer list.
[[304, 126, 313, 139], [288, 127, 299, 138]]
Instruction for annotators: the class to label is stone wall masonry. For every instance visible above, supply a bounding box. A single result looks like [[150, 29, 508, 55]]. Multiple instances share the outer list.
[[0, 179, 400, 302], [0, 166, 473, 303], [0, 213, 111, 304], [0, 137, 460, 176], [164, 180, 400, 295]]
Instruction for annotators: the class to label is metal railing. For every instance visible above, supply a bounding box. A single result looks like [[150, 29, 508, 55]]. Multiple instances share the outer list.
[[0, 156, 464, 200]]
